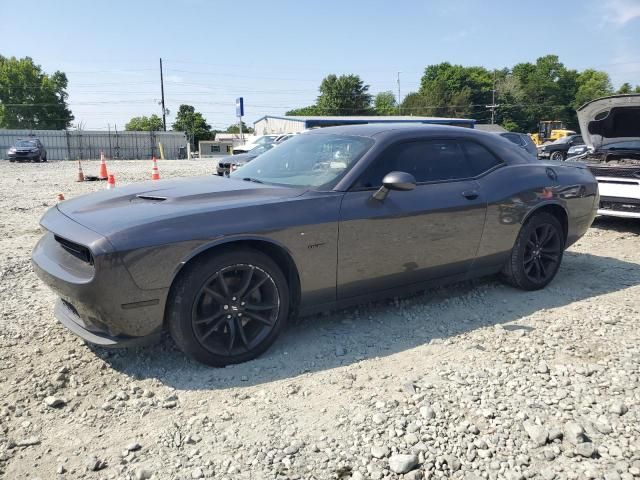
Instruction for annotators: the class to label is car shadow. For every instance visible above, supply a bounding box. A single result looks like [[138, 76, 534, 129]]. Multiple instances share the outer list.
[[592, 216, 640, 235], [92, 251, 640, 391]]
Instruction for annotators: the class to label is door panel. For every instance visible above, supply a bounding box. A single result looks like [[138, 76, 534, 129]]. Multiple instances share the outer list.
[[337, 180, 486, 299]]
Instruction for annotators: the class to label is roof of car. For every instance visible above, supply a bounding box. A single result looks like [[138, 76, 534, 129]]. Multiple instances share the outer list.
[[305, 123, 483, 137]]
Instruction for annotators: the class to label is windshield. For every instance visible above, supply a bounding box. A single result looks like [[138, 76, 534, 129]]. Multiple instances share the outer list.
[[16, 140, 37, 147], [248, 144, 273, 156], [601, 140, 640, 150], [229, 133, 373, 188], [253, 136, 276, 145]]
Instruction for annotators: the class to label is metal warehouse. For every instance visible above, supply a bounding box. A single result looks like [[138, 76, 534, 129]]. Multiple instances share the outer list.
[[1, 129, 187, 161], [253, 115, 476, 135]]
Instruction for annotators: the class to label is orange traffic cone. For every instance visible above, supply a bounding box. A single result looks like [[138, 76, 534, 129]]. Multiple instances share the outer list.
[[151, 156, 160, 180], [76, 161, 85, 182], [106, 174, 116, 189], [98, 151, 108, 180], [57, 193, 65, 201]]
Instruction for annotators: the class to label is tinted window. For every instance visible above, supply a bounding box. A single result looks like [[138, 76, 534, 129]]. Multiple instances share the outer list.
[[355, 140, 473, 188], [461, 141, 503, 176]]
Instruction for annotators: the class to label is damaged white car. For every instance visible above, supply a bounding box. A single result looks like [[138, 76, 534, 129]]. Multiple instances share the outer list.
[[576, 94, 640, 219]]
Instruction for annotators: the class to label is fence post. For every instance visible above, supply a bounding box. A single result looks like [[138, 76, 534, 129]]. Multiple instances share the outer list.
[[65, 130, 71, 160]]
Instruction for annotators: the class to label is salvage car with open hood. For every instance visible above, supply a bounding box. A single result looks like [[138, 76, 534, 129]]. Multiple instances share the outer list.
[[576, 94, 640, 218]]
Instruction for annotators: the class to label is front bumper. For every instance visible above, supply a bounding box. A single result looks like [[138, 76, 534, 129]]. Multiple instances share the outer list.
[[8, 151, 39, 161], [32, 207, 167, 346], [595, 176, 640, 219], [55, 298, 160, 347], [598, 196, 640, 218]]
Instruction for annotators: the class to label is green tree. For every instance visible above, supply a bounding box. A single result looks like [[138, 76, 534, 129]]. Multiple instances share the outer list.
[[617, 83, 640, 94], [617, 82, 632, 94], [285, 105, 319, 116], [573, 69, 613, 108], [171, 104, 211, 145], [0, 55, 73, 129], [400, 92, 428, 115], [511, 55, 578, 131], [315, 74, 372, 115], [374, 91, 397, 115], [417, 62, 493, 119], [225, 121, 254, 134], [125, 114, 163, 131]]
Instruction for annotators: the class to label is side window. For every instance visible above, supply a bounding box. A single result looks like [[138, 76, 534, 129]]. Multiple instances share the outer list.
[[354, 139, 473, 188], [461, 141, 503, 176]]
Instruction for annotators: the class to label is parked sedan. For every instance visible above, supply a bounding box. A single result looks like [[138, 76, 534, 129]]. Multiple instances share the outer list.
[[7, 138, 47, 162], [567, 144, 589, 158], [32, 125, 598, 366], [232, 135, 278, 154], [538, 135, 584, 161], [216, 143, 274, 176]]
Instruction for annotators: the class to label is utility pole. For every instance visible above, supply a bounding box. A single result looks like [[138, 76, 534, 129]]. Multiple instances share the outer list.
[[159, 58, 167, 131], [486, 70, 499, 124], [397, 71, 402, 115]]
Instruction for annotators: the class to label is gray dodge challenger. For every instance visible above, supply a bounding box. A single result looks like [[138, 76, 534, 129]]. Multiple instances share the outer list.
[[32, 124, 599, 366]]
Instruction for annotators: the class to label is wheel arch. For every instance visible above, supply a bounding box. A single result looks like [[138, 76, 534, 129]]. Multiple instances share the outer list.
[[164, 236, 302, 324], [521, 202, 569, 246]]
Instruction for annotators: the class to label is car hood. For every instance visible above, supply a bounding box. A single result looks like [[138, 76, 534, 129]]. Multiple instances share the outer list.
[[577, 94, 640, 149], [56, 175, 305, 238]]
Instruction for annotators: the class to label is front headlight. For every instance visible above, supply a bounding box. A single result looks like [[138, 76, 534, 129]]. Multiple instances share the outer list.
[[8, 148, 16, 153]]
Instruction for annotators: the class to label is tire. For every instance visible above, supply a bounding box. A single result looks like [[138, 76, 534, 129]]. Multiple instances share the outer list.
[[167, 248, 289, 366], [42, 155, 47, 162], [501, 212, 564, 291], [9, 159, 15, 163], [550, 151, 565, 161]]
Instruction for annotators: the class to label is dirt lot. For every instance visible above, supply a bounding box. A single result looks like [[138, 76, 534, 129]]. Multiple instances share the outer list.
[[0, 159, 639, 480]]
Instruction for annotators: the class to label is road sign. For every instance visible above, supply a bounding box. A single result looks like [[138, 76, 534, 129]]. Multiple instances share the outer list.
[[236, 97, 244, 117]]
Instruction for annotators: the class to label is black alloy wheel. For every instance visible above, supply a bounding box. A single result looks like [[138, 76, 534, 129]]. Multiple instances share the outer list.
[[502, 212, 564, 290], [168, 248, 289, 366], [191, 264, 280, 356], [522, 223, 562, 284]]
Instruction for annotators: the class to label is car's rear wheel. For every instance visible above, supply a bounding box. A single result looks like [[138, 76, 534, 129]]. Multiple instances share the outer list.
[[550, 151, 565, 161], [167, 248, 289, 366], [501, 212, 564, 290]]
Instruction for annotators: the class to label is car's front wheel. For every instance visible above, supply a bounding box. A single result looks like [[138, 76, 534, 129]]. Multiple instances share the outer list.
[[501, 212, 564, 290], [550, 151, 565, 161], [167, 248, 289, 366]]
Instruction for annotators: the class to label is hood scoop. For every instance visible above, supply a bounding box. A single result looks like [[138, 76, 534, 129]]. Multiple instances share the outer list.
[[134, 194, 167, 202]]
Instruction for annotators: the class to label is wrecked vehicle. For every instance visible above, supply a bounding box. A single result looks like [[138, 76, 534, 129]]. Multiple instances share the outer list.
[[576, 94, 640, 219]]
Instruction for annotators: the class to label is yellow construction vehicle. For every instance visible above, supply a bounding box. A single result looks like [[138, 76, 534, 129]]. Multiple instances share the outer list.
[[529, 121, 576, 146]]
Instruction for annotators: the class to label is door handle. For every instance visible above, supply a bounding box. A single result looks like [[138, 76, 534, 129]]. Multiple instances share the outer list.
[[461, 190, 479, 200]]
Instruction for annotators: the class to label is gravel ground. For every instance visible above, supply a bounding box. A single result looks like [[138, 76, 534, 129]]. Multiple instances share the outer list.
[[0, 159, 639, 480]]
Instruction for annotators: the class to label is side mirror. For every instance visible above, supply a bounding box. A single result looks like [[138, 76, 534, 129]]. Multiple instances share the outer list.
[[372, 171, 416, 201]]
